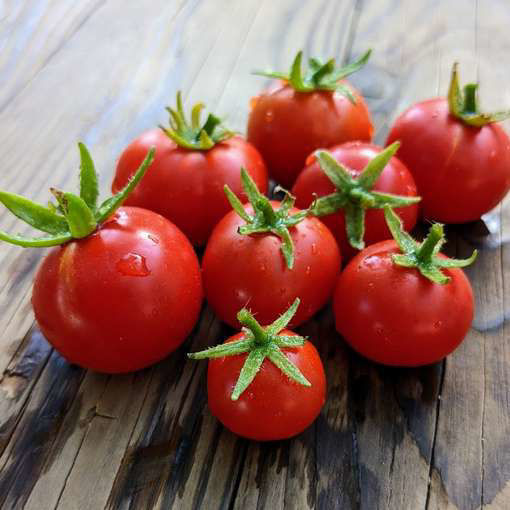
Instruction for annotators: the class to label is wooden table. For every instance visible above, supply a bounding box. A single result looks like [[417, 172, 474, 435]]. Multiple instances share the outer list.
[[0, 1, 509, 508]]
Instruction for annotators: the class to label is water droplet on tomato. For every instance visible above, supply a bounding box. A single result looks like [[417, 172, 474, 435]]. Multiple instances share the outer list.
[[265, 110, 274, 122], [116, 253, 150, 276], [363, 255, 379, 268], [235, 289, 249, 303], [311, 243, 317, 255], [305, 265, 311, 275], [434, 320, 443, 329]]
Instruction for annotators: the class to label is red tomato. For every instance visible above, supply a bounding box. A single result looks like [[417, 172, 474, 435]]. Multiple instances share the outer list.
[[32, 206, 203, 373], [386, 98, 510, 223], [112, 129, 268, 246], [207, 330, 325, 440], [202, 202, 341, 328], [247, 84, 373, 188], [292, 142, 419, 260], [333, 240, 474, 366]]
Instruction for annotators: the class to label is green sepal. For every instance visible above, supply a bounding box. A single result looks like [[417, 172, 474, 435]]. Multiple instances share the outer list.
[[266, 344, 311, 388], [308, 142, 420, 250], [160, 91, 234, 150], [447, 63, 510, 126], [231, 348, 266, 401], [95, 147, 155, 223], [188, 338, 253, 359], [253, 49, 371, 102], [224, 168, 306, 269], [188, 298, 311, 401], [384, 206, 477, 284], [51, 190, 97, 239], [0, 190, 68, 235], [0, 144, 155, 248], [78, 142, 99, 210], [0, 230, 72, 248]]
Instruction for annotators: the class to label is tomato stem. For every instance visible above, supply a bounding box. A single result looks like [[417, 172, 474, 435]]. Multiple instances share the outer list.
[[384, 206, 477, 284], [253, 49, 371, 102], [237, 308, 269, 345], [416, 224, 444, 263], [447, 63, 510, 126], [0, 144, 155, 248], [160, 91, 234, 150], [188, 298, 311, 401], [224, 168, 308, 269], [308, 142, 420, 250]]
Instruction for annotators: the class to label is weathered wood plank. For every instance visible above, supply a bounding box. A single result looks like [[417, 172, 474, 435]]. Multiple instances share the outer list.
[[473, 1, 510, 508], [0, 0, 509, 509], [0, 0, 105, 111], [426, 0, 510, 508]]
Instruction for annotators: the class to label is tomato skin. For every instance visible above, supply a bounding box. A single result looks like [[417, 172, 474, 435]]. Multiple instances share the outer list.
[[202, 202, 341, 328], [386, 98, 510, 223], [32, 206, 203, 373], [292, 142, 419, 260], [207, 330, 326, 440], [247, 84, 373, 188], [112, 129, 268, 246], [333, 240, 474, 366]]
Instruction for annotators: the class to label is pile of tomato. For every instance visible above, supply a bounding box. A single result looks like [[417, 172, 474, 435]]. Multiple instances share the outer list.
[[1, 52, 509, 441]]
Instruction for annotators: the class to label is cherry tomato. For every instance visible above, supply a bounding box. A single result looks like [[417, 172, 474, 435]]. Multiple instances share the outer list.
[[113, 129, 268, 246], [293, 142, 419, 260], [334, 240, 474, 366], [202, 202, 340, 328], [32, 206, 203, 373], [207, 330, 326, 441], [247, 85, 373, 188], [386, 64, 510, 223]]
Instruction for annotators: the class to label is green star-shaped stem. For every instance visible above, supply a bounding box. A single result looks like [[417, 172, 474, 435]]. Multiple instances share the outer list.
[[384, 206, 477, 284], [448, 63, 510, 126], [253, 49, 371, 103], [224, 169, 307, 269], [0, 144, 155, 247], [188, 298, 310, 401], [160, 91, 234, 150], [308, 141, 421, 250]]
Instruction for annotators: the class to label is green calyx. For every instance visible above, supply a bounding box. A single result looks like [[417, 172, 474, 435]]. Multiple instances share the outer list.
[[188, 298, 310, 401], [308, 142, 421, 250], [160, 91, 234, 150], [384, 206, 477, 284], [224, 169, 307, 269], [448, 62, 510, 126], [0, 143, 155, 248], [253, 49, 371, 103]]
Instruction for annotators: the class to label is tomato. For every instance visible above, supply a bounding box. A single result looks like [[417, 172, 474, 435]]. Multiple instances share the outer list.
[[189, 298, 326, 440], [113, 129, 267, 246], [1, 145, 201, 373], [247, 51, 373, 188], [333, 208, 476, 366], [113, 94, 268, 246], [32, 206, 203, 373], [207, 331, 325, 440], [202, 200, 340, 328], [293, 142, 419, 260], [386, 64, 510, 223]]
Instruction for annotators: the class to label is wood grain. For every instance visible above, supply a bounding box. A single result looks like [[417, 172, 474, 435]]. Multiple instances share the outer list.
[[0, 0, 509, 508]]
